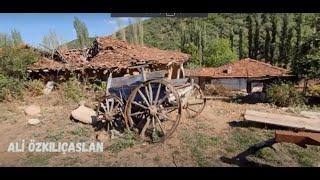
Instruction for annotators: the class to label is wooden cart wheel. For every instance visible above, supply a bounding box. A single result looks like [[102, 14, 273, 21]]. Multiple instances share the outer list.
[[185, 84, 206, 118], [97, 94, 126, 132], [125, 79, 182, 143]]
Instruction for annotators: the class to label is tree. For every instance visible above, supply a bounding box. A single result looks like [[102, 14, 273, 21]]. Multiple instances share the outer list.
[[284, 28, 293, 68], [239, 28, 244, 59], [204, 38, 238, 67], [279, 14, 289, 67], [11, 29, 23, 46], [41, 30, 63, 58], [0, 33, 13, 47], [292, 13, 303, 70], [270, 14, 278, 64], [253, 16, 260, 59], [137, 18, 144, 45], [264, 27, 271, 62], [73, 17, 90, 48], [246, 15, 254, 58], [116, 19, 126, 41], [229, 29, 234, 50]]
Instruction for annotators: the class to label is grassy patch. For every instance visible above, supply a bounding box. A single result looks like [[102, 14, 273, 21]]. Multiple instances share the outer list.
[[46, 129, 65, 141], [70, 126, 91, 138], [287, 146, 316, 167], [60, 156, 81, 166], [108, 131, 136, 153], [180, 130, 219, 167], [23, 153, 52, 167], [153, 155, 161, 162], [255, 147, 279, 164], [225, 128, 262, 153]]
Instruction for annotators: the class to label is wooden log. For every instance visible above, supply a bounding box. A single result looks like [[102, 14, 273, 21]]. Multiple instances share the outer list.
[[244, 110, 320, 132], [275, 130, 320, 147]]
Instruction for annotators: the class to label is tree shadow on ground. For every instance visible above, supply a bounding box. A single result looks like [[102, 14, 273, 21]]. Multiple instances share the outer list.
[[220, 138, 276, 167]]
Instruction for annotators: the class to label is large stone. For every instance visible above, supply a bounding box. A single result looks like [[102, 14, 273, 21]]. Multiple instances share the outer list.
[[43, 81, 54, 95], [71, 105, 96, 124], [28, 118, 40, 125], [24, 105, 41, 116]]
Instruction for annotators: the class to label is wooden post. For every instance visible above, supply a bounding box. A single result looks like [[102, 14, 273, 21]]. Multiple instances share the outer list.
[[180, 63, 185, 78], [167, 65, 173, 80], [106, 71, 112, 95]]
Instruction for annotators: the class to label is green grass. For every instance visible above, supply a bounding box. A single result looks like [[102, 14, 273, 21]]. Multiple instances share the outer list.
[[153, 155, 161, 162], [180, 130, 220, 167], [108, 131, 136, 153], [70, 126, 91, 137], [46, 129, 65, 141], [287, 146, 315, 167], [23, 153, 52, 167]]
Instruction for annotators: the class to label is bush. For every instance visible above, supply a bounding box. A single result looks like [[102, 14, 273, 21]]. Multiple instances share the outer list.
[[0, 46, 39, 79], [25, 80, 45, 96], [59, 78, 85, 103], [204, 38, 238, 67], [308, 84, 320, 97], [266, 82, 305, 107], [0, 74, 22, 101]]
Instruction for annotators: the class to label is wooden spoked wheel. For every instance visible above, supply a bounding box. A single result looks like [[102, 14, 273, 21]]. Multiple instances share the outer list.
[[185, 84, 206, 118], [125, 79, 182, 143], [96, 94, 126, 132]]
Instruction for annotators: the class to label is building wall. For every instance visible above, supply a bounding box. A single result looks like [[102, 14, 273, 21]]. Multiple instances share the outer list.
[[210, 78, 248, 92]]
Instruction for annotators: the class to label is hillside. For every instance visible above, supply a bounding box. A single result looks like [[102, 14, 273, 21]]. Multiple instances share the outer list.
[[117, 13, 319, 68], [64, 37, 96, 49]]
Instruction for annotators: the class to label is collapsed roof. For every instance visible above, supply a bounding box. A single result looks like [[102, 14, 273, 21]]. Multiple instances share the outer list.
[[185, 58, 290, 78], [29, 36, 191, 71]]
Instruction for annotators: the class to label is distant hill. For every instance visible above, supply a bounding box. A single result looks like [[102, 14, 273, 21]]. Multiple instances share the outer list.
[[63, 37, 96, 49]]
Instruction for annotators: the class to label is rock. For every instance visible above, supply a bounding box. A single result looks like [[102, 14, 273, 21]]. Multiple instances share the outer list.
[[43, 81, 54, 95], [96, 132, 109, 143], [24, 105, 41, 116], [71, 105, 96, 124], [28, 118, 40, 125]]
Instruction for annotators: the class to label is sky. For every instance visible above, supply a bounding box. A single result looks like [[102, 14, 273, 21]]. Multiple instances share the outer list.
[[0, 13, 132, 47]]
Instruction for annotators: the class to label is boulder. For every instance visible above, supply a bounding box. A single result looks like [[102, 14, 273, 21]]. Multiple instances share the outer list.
[[71, 105, 96, 124], [43, 81, 54, 95], [28, 118, 40, 125], [24, 105, 41, 116]]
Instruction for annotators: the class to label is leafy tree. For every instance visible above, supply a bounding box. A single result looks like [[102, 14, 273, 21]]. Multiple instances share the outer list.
[[73, 17, 90, 48], [264, 27, 271, 62], [204, 38, 238, 67], [41, 30, 63, 57], [0, 33, 13, 47], [279, 14, 289, 66], [11, 29, 23, 46]]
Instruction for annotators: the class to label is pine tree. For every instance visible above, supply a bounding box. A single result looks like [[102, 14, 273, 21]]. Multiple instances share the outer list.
[[116, 19, 126, 41], [246, 15, 254, 58], [284, 28, 293, 68], [293, 13, 303, 70], [229, 29, 234, 50]]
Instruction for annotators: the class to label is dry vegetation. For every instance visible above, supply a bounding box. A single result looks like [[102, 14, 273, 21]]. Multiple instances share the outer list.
[[0, 86, 320, 167]]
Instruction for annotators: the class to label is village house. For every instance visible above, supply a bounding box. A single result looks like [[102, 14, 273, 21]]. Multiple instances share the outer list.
[[185, 58, 291, 94], [27, 36, 191, 82]]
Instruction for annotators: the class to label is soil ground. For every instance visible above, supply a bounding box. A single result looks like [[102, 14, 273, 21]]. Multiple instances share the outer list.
[[0, 91, 320, 167]]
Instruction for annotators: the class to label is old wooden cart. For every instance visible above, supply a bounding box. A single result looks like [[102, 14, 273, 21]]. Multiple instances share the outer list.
[[96, 64, 206, 142]]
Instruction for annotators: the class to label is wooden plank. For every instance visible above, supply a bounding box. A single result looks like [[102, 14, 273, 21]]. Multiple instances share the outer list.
[[244, 110, 320, 132], [275, 130, 320, 147], [110, 70, 166, 88]]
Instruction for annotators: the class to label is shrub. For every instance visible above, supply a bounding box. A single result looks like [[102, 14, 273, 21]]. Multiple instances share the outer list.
[[307, 84, 320, 97], [0, 46, 39, 79], [0, 74, 22, 101], [59, 78, 85, 103], [266, 81, 305, 107], [25, 80, 45, 96]]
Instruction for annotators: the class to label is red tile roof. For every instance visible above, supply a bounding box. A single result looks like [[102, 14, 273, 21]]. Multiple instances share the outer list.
[[29, 36, 190, 71], [186, 58, 289, 78]]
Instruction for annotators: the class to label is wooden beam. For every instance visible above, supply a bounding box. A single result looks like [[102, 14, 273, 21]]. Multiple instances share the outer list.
[[275, 130, 320, 147], [244, 110, 320, 132]]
